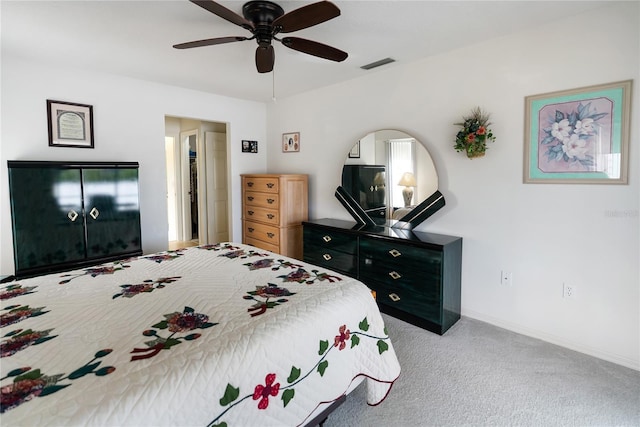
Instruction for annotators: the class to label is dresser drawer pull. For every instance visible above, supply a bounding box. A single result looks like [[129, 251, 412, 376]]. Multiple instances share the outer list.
[[322, 235, 332, 243], [266, 183, 275, 188], [248, 227, 255, 233], [247, 182, 254, 187], [389, 271, 401, 280], [267, 232, 275, 239], [389, 249, 402, 258], [323, 253, 332, 261], [267, 198, 275, 204], [248, 210, 254, 216], [247, 196, 254, 201], [388, 293, 401, 302], [267, 214, 275, 219]]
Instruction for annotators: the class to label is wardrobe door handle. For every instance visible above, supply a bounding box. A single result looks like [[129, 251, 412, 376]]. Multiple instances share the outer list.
[[89, 207, 100, 220], [67, 210, 79, 222]]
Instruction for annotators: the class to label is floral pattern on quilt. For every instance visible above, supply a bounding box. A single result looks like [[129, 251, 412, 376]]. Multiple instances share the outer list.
[[243, 284, 295, 317], [209, 318, 391, 426], [0, 285, 37, 301], [199, 243, 241, 251], [243, 258, 303, 271], [0, 305, 49, 328], [143, 250, 185, 263], [1, 329, 57, 358], [0, 349, 115, 413], [130, 306, 218, 361], [277, 268, 342, 284], [112, 276, 181, 299], [59, 263, 132, 285]]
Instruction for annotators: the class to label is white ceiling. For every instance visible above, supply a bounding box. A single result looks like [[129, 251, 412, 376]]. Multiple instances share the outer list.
[[2, 1, 613, 103]]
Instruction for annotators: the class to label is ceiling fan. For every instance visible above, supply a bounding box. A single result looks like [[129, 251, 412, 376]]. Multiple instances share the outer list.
[[173, 0, 348, 73]]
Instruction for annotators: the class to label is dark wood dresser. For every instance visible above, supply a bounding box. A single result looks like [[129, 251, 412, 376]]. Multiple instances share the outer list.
[[303, 218, 462, 335]]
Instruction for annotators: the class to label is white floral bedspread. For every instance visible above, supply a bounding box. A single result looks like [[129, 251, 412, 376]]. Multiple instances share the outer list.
[[1, 243, 401, 426]]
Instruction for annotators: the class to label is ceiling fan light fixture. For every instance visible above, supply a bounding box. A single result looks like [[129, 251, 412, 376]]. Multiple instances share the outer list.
[[360, 57, 396, 70]]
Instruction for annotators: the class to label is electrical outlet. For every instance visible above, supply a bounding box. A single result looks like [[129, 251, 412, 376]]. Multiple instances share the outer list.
[[500, 270, 513, 286], [563, 283, 576, 299]]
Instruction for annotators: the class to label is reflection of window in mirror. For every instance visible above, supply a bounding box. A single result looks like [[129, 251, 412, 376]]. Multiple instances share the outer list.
[[387, 138, 416, 208]]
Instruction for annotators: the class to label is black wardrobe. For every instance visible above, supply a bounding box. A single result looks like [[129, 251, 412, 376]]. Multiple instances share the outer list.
[[7, 161, 142, 278]]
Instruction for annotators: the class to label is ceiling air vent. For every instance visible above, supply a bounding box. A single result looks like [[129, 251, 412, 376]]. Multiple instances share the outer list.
[[360, 57, 395, 70]]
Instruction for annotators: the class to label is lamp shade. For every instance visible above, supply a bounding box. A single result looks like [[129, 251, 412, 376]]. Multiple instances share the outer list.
[[398, 172, 416, 187]]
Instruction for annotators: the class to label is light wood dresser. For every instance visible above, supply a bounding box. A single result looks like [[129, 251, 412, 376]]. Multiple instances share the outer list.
[[241, 174, 308, 259]]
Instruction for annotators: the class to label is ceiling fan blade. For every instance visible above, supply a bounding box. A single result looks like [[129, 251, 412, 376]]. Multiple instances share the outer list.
[[255, 45, 275, 73], [189, 0, 254, 31], [281, 37, 348, 62], [273, 1, 340, 33], [173, 36, 249, 49]]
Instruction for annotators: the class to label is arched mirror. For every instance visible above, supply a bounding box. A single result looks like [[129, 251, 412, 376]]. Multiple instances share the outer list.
[[341, 129, 440, 225]]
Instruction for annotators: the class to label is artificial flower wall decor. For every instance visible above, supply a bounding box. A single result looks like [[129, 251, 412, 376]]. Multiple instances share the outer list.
[[454, 107, 496, 158]]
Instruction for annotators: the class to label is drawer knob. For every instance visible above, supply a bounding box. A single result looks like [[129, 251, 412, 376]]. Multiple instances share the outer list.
[[248, 196, 254, 201], [267, 214, 275, 219], [389, 271, 401, 280], [267, 232, 275, 239], [322, 235, 332, 243], [267, 198, 275, 204], [389, 249, 402, 258], [248, 227, 255, 233], [248, 210, 254, 216], [247, 182, 254, 187], [67, 210, 79, 222], [388, 293, 401, 302], [323, 253, 332, 261], [266, 183, 275, 188]]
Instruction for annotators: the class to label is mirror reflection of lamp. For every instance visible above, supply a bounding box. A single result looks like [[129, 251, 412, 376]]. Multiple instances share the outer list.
[[398, 172, 417, 207]]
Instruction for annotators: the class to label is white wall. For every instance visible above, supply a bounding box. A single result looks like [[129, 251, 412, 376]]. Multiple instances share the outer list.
[[1, 56, 268, 274], [266, 3, 639, 369]]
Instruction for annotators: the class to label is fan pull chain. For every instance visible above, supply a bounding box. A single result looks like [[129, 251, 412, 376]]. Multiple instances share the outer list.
[[272, 68, 277, 103]]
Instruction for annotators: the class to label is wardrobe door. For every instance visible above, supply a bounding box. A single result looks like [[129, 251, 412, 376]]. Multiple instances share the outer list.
[[83, 167, 142, 259], [8, 165, 86, 275]]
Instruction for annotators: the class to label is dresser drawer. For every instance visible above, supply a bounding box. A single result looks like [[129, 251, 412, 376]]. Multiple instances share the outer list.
[[243, 176, 279, 193], [371, 279, 442, 325], [303, 227, 357, 255], [360, 238, 441, 275], [244, 221, 280, 246], [245, 236, 279, 254], [245, 191, 279, 208], [304, 245, 357, 276], [244, 205, 279, 225]]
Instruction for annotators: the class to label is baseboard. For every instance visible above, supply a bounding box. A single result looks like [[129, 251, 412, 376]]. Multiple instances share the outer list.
[[461, 308, 640, 371]]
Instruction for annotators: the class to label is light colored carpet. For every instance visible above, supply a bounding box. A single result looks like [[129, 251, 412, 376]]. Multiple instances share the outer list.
[[324, 314, 640, 426]]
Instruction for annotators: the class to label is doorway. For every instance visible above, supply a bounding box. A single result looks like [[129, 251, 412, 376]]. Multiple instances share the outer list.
[[165, 117, 230, 249]]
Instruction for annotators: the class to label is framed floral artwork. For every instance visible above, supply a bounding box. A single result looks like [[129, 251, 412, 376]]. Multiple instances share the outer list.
[[524, 80, 631, 184], [282, 132, 300, 152]]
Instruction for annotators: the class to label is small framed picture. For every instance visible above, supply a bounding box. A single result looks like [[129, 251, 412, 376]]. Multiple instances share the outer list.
[[524, 80, 631, 184], [47, 99, 94, 148], [348, 140, 360, 158], [282, 132, 300, 152], [242, 140, 258, 153]]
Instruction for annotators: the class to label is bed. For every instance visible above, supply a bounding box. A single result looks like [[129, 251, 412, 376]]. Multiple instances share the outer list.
[[0, 242, 401, 426]]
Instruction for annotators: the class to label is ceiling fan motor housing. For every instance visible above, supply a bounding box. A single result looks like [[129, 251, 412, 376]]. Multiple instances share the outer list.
[[243, 1, 284, 46]]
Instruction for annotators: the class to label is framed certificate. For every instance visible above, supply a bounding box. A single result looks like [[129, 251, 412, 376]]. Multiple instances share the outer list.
[[47, 99, 95, 148]]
